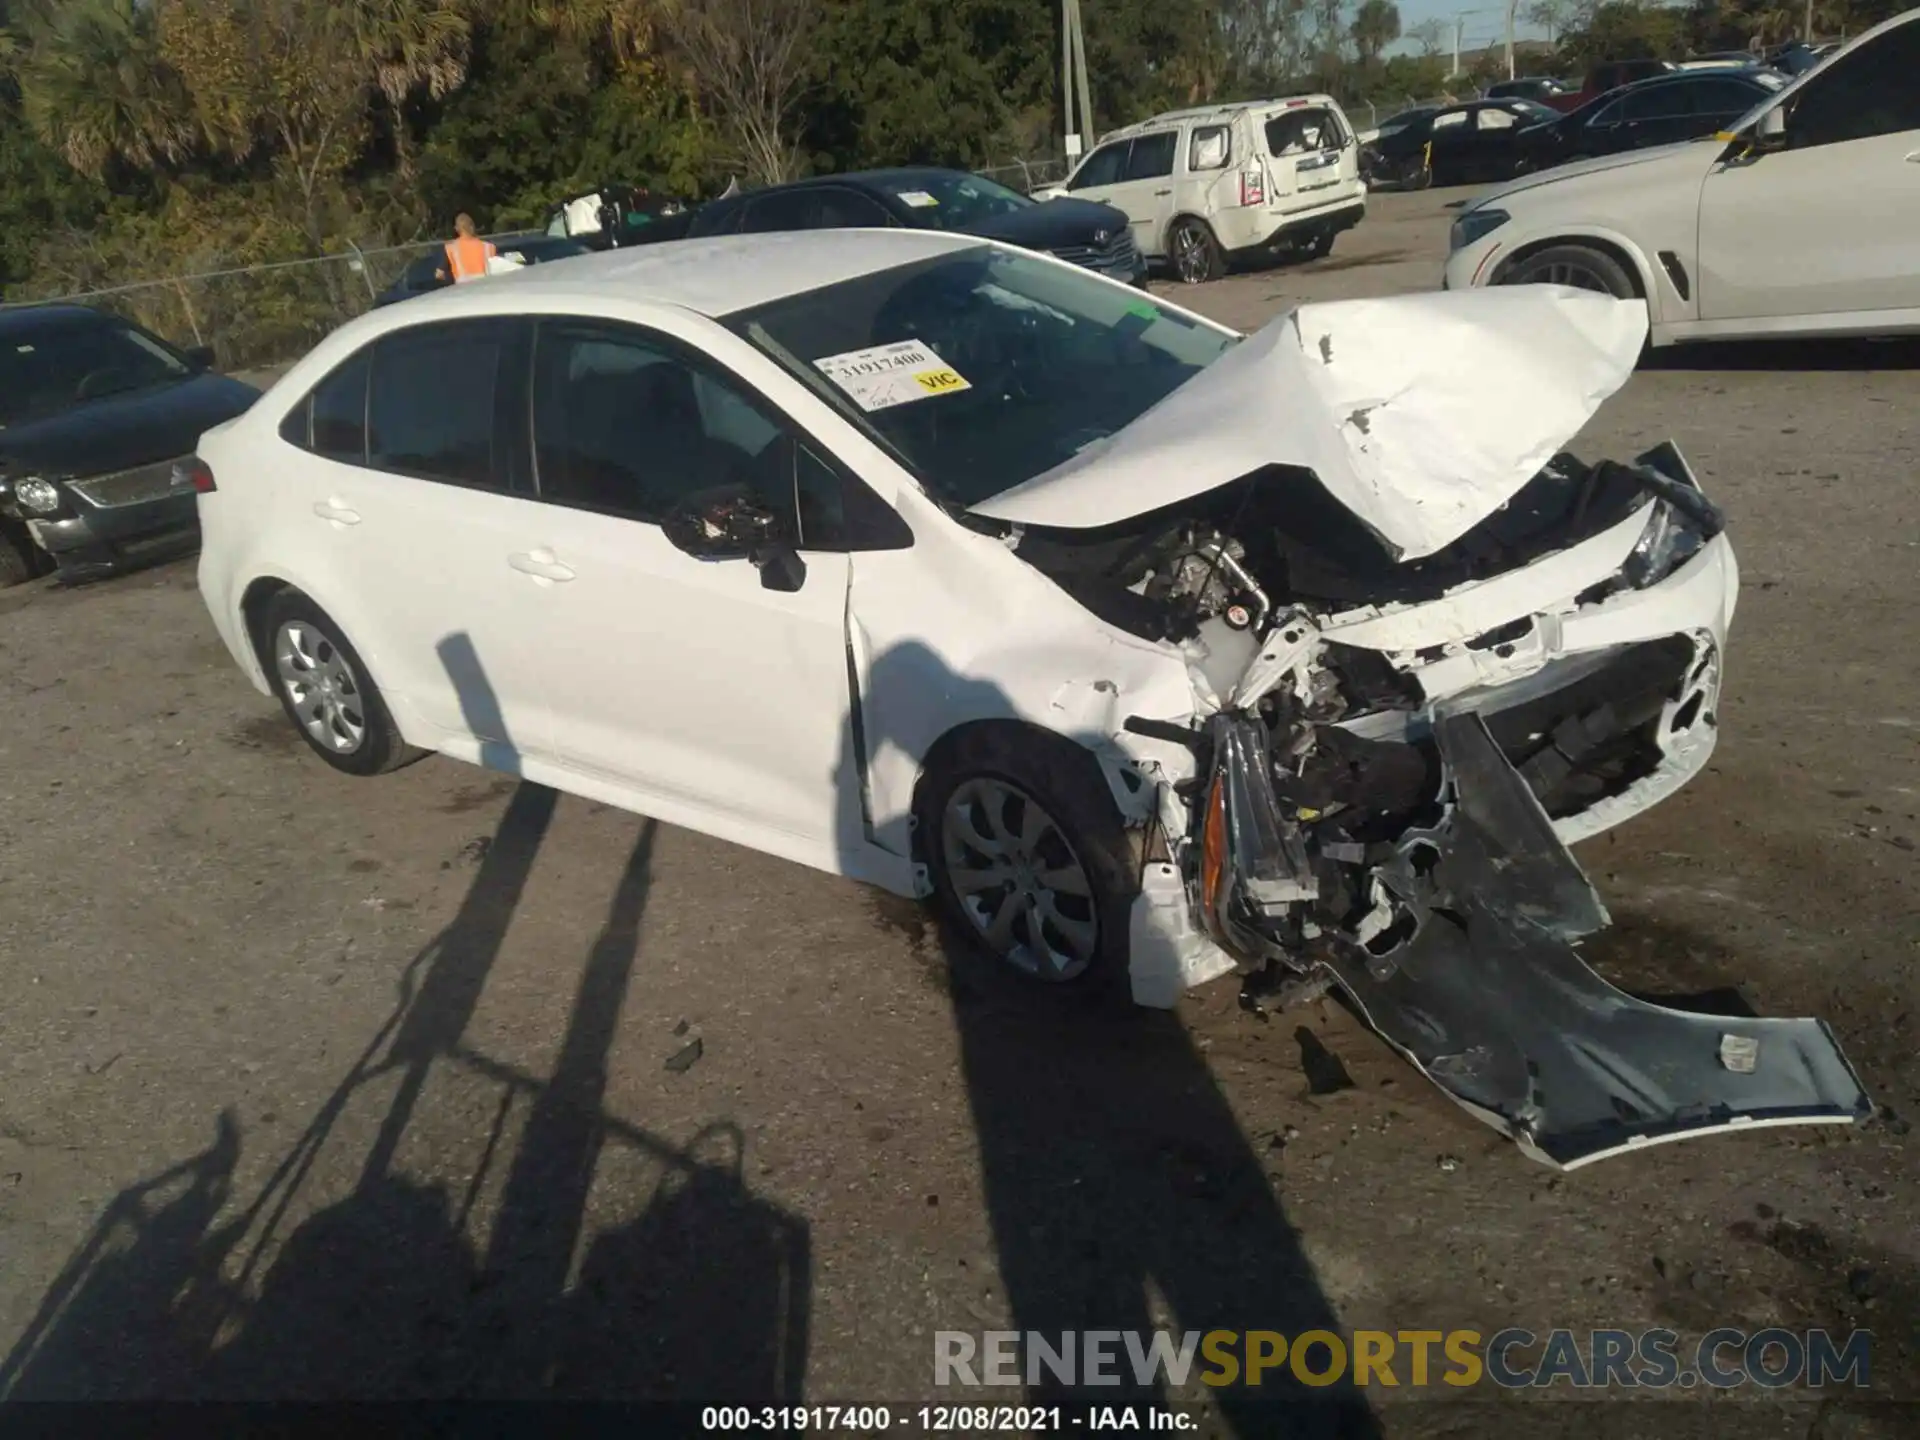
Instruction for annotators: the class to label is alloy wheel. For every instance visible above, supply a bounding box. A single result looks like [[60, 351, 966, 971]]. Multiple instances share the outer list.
[[1171, 222, 1214, 284], [274, 620, 368, 754], [940, 776, 1099, 980]]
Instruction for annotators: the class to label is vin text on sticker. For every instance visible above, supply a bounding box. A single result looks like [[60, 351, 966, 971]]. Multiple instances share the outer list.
[[813, 339, 971, 412]]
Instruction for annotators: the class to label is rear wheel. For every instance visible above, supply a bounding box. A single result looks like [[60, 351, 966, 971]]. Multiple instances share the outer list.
[[259, 591, 416, 776], [1167, 217, 1225, 284], [1498, 243, 1637, 299], [916, 727, 1137, 993], [1303, 230, 1336, 261]]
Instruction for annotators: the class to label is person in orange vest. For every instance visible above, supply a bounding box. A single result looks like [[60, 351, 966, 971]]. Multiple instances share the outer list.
[[436, 213, 497, 284]]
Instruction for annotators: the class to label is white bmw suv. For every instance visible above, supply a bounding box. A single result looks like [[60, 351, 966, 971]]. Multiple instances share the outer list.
[[191, 231, 1866, 1166], [1445, 8, 1920, 346]]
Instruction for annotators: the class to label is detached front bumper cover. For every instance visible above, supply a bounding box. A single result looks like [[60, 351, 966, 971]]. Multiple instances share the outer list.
[[1204, 710, 1871, 1169]]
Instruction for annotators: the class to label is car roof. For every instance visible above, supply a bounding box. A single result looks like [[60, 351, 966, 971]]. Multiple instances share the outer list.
[[0, 302, 112, 334], [383, 229, 984, 320], [1104, 94, 1341, 137]]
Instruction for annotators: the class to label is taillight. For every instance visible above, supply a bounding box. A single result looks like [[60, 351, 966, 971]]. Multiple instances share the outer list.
[[1237, 168, 1266, 206], [174, 458, 216, 494]]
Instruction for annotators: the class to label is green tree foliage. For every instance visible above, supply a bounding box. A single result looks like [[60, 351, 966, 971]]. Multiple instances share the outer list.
[[1350, 0, 1401, 64]]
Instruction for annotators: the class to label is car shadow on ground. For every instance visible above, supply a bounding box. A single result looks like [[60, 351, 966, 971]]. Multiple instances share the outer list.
[[1643, 335, 1920, 372], [846, 641, 1379, 1436], [0, 635, 809, 1402]]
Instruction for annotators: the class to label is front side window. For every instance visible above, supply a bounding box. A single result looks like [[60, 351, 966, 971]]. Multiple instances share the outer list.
[[741, 190, 820, 232], [809, 188, 895, 227], [1123, 131, 1177, 180], [726, 247, 1236, 509], [530, 323, 801, 530], [1067, 141, 1129, 190], [0, 313, 192, 427], [1477, 107, 1519, 131], [1429, 110, 1470, 133], [1189, 124, 1231, 170], [1621, 85, 1693, 121], [1784, 20, 1920, 146], [365, 320, 516, 490]]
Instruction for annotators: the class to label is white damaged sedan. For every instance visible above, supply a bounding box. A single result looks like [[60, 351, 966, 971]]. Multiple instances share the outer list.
[[193, 229, 1868, 1167]]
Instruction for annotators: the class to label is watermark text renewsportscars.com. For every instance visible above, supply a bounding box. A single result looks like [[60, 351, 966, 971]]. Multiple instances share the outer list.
[[935, 1328, 1873, 1390]]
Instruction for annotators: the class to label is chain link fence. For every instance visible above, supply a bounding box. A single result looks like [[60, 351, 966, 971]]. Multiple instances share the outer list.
[[0, 236, 457, 376]]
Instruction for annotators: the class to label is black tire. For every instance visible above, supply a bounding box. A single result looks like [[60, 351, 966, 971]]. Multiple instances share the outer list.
[[1304, 231, 1336, 261], [1167, 216, 1225, 284], [0, 528, 33, 589], [1404, 157, 1434, 190], [915, 726, 1138, 995], [1498, 243, 1637, 299], [257, 590, 416, 776]]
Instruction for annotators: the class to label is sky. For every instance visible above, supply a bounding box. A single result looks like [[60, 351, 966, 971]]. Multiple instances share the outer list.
[[1383, 1, 1557, 60]]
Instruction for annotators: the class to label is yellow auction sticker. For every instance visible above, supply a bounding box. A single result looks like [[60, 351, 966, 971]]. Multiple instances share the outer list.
[[914, 368, 969, 394]]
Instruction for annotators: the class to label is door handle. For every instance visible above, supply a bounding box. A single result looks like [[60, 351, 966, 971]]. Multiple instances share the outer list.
[[1906, 150, 1920, 164], [508, 549, 576, 583], [1153, 188, 1173, 196], [312, 499, 360, 525]]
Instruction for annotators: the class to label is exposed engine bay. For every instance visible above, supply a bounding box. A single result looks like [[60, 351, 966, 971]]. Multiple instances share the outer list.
[[1004, 442, 1872, 1169]]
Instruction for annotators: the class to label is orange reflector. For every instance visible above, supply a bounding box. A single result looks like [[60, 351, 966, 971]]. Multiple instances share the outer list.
[[1200, 774, 1228, 920]]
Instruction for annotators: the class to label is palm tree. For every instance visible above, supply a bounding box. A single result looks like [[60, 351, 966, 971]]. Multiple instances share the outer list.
[[337, 0, 472, 181], [9, 0, 196, 177]]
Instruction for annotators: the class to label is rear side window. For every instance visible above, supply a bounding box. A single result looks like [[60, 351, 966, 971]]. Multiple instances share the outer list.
[[1477, 107, 1519, 130], [1123, 131, 1177, 180], [1429, 110, 1470, 132], [279, 349, 371, 463], [366, 320, 517, 490], [1189, 124, 1231, 170], [1787, 21, 1920, 146]]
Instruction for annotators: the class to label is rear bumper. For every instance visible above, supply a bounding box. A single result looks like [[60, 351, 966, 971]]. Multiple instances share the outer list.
[[1230, 198, 1366, 256]]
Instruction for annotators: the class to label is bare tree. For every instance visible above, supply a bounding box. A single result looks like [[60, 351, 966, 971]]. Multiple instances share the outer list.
[[1522, 0, 1577, 44], [1406, 16, 1449, 54], [663, 0, 817, 186]]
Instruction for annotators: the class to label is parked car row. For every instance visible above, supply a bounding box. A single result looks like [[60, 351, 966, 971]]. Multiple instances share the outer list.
[[1447, 7, 1920, 348], [1363, 67, 1785, 189]]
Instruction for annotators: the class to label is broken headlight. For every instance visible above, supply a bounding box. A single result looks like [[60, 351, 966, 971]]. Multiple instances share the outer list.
[[10, 477, 60, 515], [1621, 499, 1705, 589], [1449, 207, 1509, 252]]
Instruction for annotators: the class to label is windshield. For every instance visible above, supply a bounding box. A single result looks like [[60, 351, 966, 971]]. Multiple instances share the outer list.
[[872, 173, 1033, 231], [1376, 107, 1435, 135], [726, 247, 1237, 508], [0, 312, 192, 427]]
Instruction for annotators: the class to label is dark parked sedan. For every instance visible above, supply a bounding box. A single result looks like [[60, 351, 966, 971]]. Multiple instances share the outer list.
[[0, 305, 258, 584], [374, 233, 593, 307], [1363, 99, 1561, 188], [1515, 68, 1786, 171], [685, 168, 1148, 288]]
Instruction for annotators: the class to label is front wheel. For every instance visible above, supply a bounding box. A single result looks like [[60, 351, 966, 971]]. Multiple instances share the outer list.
[[1167, 217, 1225, 284], [1404, 157, 1434, 190], [1497, 243, 1637, 299], [916, 727, 1138, 991], [259, 591, 417, 776]]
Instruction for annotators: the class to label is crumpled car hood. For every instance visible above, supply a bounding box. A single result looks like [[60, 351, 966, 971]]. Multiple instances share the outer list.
[[969, 287, 1648, 561]]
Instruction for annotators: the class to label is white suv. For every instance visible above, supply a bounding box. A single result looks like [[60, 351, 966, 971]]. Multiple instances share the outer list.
[[1445, 8, 1920, 345], [1038, 96, 1366, 283]]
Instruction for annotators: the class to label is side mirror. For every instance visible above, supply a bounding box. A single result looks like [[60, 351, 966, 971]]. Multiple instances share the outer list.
[[662, 485, 807, 592], [184, 344, 216, 370], [1754, 105, 1787, 150]]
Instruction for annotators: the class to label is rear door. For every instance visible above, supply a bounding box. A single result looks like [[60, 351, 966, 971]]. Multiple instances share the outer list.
[[1467, 103, 1526, 181], [273, 317, 547, 753], [1612, 81, 1700, 149], [1697, 17, 1920, 322], [1423, 107, 1473, 180]]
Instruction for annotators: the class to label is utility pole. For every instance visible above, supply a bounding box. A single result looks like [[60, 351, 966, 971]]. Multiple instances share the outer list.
[[1452, 17, 1463, 77], [1804, 0, 1814, 44], [1061, 0, 1094, 162], [1505, 0, 1519, 78]]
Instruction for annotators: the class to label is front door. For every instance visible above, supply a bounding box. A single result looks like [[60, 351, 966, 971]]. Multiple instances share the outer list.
[[503, 319, 857, 856], [1697, 18, 1920, 322]]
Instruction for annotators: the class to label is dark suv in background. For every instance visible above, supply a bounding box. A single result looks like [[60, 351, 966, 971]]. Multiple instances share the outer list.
[[686, 167, 1149, 288]]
